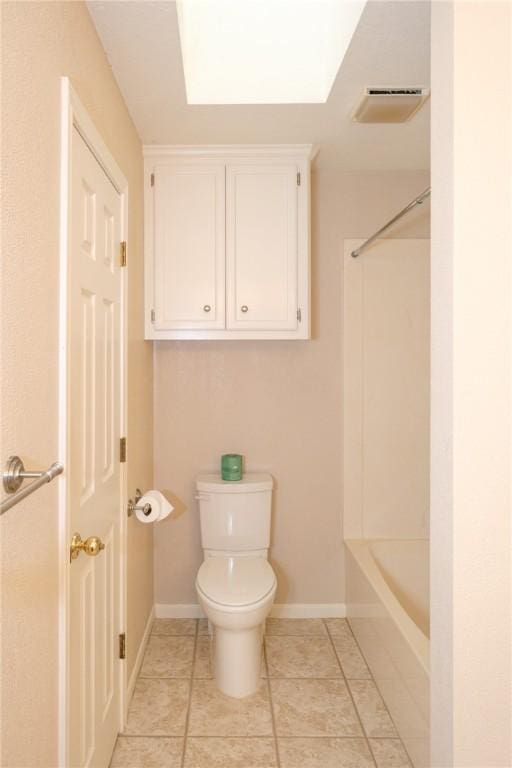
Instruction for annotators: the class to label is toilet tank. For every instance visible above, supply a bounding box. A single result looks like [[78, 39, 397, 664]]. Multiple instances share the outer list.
[[196, 473, 273, 552]]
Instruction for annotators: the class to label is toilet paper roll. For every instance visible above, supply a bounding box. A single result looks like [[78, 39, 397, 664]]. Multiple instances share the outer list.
[[135, 490, 173, 524]]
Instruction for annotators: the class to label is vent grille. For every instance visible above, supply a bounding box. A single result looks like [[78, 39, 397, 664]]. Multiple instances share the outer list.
[[352, 87, 430, 123], [367, 88, 424, 96]]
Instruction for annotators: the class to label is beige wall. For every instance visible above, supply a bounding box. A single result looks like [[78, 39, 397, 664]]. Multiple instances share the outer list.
[[0, 3, 153, 766], [153, 169, 429, 608], [431, 2, 512, 766]]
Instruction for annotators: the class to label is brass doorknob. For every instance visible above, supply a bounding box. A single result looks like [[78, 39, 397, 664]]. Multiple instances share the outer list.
[[70, 532, 105, 561]]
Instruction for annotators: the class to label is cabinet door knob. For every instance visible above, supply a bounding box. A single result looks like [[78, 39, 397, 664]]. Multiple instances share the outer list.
[[241, 305, 249, 313], [203, 304, 211, 313]]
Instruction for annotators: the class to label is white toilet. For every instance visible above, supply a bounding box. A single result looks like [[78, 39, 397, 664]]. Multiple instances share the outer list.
[[195, 472, 276, 698]]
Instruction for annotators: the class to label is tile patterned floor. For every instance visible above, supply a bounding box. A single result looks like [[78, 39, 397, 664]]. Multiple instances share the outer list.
[[111, 618, 412, 768]]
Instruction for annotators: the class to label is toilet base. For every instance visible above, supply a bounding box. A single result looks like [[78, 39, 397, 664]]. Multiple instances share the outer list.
[[213, 624, 263, 698]]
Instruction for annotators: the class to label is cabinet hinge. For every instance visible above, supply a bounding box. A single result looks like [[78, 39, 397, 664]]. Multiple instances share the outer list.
[[150, 173, 155, 187], [120, 437, 127, 463], [120, 241, 127, 267], [297, 172, 301, 186], [151, 309, 156, 323], [297, 308, 302, 323], [119, 633, 126, 660]]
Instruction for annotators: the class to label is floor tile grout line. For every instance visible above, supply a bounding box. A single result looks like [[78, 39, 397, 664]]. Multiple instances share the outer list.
[[344, 620, 413, 756], [114, 735, 182, 740], [180, 619, 199, 768], [366, 737, 412, 768], [138, 675, 197, 679], [140, 673, 374, 680], [151, 630, 197, 640], [335, 618, 414, 767], [266, 633, 328, 637], [117, 733, 415, 741], [369, 735, 414, 768], [329, 630, 372, 680], [263, 638, 281, 768], [107, 735, 119, 768], [323, 619, 379, 768]]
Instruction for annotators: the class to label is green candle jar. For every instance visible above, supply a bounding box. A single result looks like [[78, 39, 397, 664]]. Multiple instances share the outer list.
[[221, 454, 243, 481]]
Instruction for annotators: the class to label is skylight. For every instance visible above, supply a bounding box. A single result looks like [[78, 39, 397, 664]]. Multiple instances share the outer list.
[[176, 0, 367, 105]]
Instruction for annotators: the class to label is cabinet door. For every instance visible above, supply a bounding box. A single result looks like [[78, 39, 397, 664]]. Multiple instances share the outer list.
[[226, 164, 298, 330], [153, 164, 225, 330]]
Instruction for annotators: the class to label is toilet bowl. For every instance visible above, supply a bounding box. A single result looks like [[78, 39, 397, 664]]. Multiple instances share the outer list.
[[196, 554, 276, 698], [195, 472, 276, 698]]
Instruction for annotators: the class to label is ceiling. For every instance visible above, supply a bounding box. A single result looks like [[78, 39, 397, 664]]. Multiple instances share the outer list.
[[87, 0, 430, 171]]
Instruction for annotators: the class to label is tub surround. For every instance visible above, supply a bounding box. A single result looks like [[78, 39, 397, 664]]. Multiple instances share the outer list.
[[345, 541, 429, 675], [345, 540, 429, 768], [342, 221, 430, 768], [343, 237, 430, 541], [369, 540, 429, 638]]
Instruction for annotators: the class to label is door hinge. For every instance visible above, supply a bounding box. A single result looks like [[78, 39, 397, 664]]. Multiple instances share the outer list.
[[151, 309, 156, 323], [297, 308, 302, 323], [120, 437, 127, 463], [119, 633, 126, 660], [120, 241, 127, 267], [297, 171, 301, 186], [150, 173, 155, 187]]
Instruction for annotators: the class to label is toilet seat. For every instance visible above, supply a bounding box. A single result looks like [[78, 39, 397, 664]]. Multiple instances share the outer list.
[[196, 556, 276, 608]]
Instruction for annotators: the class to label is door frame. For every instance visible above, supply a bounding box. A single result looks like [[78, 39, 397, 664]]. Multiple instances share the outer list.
[[58, 77, 129, 767]]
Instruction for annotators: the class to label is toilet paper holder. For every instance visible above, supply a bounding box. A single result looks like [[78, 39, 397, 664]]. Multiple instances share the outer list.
[[127, 488, 152, 518]]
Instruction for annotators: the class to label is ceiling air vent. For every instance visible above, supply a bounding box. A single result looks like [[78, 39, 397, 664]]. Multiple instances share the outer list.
[[352, 87, 430, 123]]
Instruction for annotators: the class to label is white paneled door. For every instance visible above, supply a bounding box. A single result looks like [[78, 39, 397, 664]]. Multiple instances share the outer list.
[[68, 127, 123, 768]]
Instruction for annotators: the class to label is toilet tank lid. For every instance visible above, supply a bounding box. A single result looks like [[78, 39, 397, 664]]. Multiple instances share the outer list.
[[196, 473, 273, 493]]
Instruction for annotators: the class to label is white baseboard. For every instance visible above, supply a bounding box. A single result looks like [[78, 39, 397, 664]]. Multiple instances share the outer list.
[[126, 606, 154, 711], [155, 603, 345, 619]]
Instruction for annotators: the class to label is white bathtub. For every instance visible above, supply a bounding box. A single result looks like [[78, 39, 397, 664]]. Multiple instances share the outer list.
[[369, 539, 430, 641], [345, 539, 430, 768]]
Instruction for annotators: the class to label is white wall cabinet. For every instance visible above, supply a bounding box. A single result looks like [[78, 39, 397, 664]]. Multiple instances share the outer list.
[[153, 164, 225, 331], [144, 146, 311, 340]]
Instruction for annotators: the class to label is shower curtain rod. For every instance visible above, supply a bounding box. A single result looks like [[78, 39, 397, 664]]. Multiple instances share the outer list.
[[351, 187, 431, 258]]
